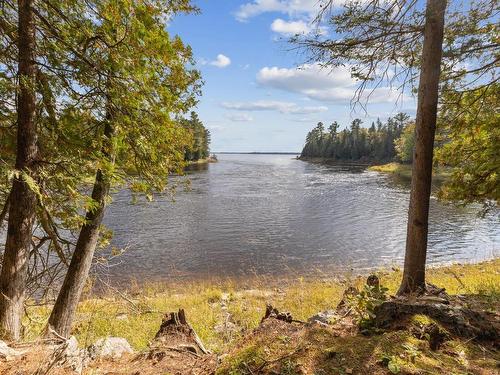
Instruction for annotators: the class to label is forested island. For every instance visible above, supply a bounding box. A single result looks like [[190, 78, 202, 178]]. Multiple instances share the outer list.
[[0, 0, 498, 374], [300, 113, 412, 163]]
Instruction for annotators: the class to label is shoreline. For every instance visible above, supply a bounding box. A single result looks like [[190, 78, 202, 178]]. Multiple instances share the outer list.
[[24, 258, 499, 348], [98, 255, 500, 291], [9, 258, 499, 374], [297, 156, 387, 167]]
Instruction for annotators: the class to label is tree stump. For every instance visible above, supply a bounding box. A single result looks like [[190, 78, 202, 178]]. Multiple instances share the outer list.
[[153, 309, 209, 355], [261, 305, 294, 323]]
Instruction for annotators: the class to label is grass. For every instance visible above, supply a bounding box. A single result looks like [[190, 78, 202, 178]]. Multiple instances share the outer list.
[[368, 162, 451, 181], [23, 259, 499, 354]]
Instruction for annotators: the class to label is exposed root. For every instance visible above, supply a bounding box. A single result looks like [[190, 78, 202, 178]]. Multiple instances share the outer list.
[[374, 295, 499, 343]]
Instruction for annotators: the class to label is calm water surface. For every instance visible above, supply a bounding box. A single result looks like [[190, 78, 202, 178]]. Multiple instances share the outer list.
[[103, 154, 499, 282]]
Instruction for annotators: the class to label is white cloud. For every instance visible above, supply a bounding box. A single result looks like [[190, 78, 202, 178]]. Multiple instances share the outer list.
[[210, 54, 231, 68], [226, 113, 254, 122], [271, 18, 311, 35], [257, 63, 401, 104], [221, 100, 328, 114], [236, 0, 319, 21], [235, 0, 346, 21]]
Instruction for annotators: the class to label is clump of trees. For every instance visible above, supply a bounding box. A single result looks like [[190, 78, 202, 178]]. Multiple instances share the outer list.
[[182, 112, 211, 162], [301, 113, 411, 162], [0, 0, 203, 339]]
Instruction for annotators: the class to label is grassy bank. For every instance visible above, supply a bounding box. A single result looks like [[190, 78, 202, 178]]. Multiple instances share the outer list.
[[24, 259, 499, 353], [369, 162, 451, 181]]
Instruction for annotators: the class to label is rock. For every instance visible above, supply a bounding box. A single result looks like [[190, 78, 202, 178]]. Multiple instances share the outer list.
[[88, 337, 134, 359], [116, 312, 129, 320], [308, 310, 336, 325], [214, 320, 238, 334], [0, 340, 23, 361], [34, 336, 87, 375]]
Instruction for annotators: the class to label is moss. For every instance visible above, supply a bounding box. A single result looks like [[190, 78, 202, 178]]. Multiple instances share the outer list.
[[410, 314, 434, 327]]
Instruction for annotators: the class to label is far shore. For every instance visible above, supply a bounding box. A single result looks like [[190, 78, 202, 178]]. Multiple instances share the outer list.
[[297, 156, 386, 167]]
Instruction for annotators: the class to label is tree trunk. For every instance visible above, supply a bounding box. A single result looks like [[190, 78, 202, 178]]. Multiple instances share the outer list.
[[0, 0, 38, 340], [398, 0, 446, 295], [47, 107, 114, 338]]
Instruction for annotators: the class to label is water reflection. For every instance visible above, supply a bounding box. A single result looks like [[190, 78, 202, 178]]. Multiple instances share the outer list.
[[102, 154, 499, 282]]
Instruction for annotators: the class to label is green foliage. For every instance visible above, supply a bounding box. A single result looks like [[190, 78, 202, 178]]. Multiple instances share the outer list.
[[301, 113, 411, 162], [346, 284, 388, 329], [0, 0, 203, 296], [394, 122, 415, 164], [435, 84, 499, 208], [380, 354, 401, 374]]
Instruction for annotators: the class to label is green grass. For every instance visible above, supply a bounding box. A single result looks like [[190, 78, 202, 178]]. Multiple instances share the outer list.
[[23, 259, 499, 353]]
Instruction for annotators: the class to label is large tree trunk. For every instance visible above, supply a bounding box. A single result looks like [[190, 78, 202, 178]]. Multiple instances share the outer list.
[[47, 109, 114, 338], [0, 0, 38, 340], [398, 0, 446, 295]]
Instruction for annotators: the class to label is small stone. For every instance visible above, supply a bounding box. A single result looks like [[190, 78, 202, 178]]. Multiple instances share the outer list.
[[0, 340, 23, 361], [308, 310, 336, 324], [88, 337, 134, 359], [345, 367, 353, 374]]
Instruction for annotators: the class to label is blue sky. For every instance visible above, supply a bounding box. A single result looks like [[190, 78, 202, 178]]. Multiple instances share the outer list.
[[169, 0, 417, 153]]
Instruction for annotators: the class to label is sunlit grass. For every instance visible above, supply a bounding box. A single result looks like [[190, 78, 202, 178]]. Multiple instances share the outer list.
[[368, 162, 451, 180]]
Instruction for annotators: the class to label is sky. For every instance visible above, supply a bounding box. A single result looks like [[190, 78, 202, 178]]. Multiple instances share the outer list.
[[169, 0, 417, 153]]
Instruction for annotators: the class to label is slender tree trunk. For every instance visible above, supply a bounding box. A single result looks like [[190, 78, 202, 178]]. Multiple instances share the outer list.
[[47, 101, 114, 338], [0, 0, 38, 340], [398, 0, 446, 295]]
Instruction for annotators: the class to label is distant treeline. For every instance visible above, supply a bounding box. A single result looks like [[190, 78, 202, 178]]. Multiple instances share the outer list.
[[301, 113, 413, 163], [182, 111, 211, 162]]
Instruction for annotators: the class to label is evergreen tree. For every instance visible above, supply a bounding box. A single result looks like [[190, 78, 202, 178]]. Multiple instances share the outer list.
[[301, 114, 410, 162]]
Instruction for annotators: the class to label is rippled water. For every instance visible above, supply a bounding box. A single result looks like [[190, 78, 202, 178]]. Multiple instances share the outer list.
[[103, 154, 499, 282]]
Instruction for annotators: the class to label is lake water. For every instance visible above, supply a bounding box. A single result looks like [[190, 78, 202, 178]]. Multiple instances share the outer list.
[[102, 154, 499, 282]]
